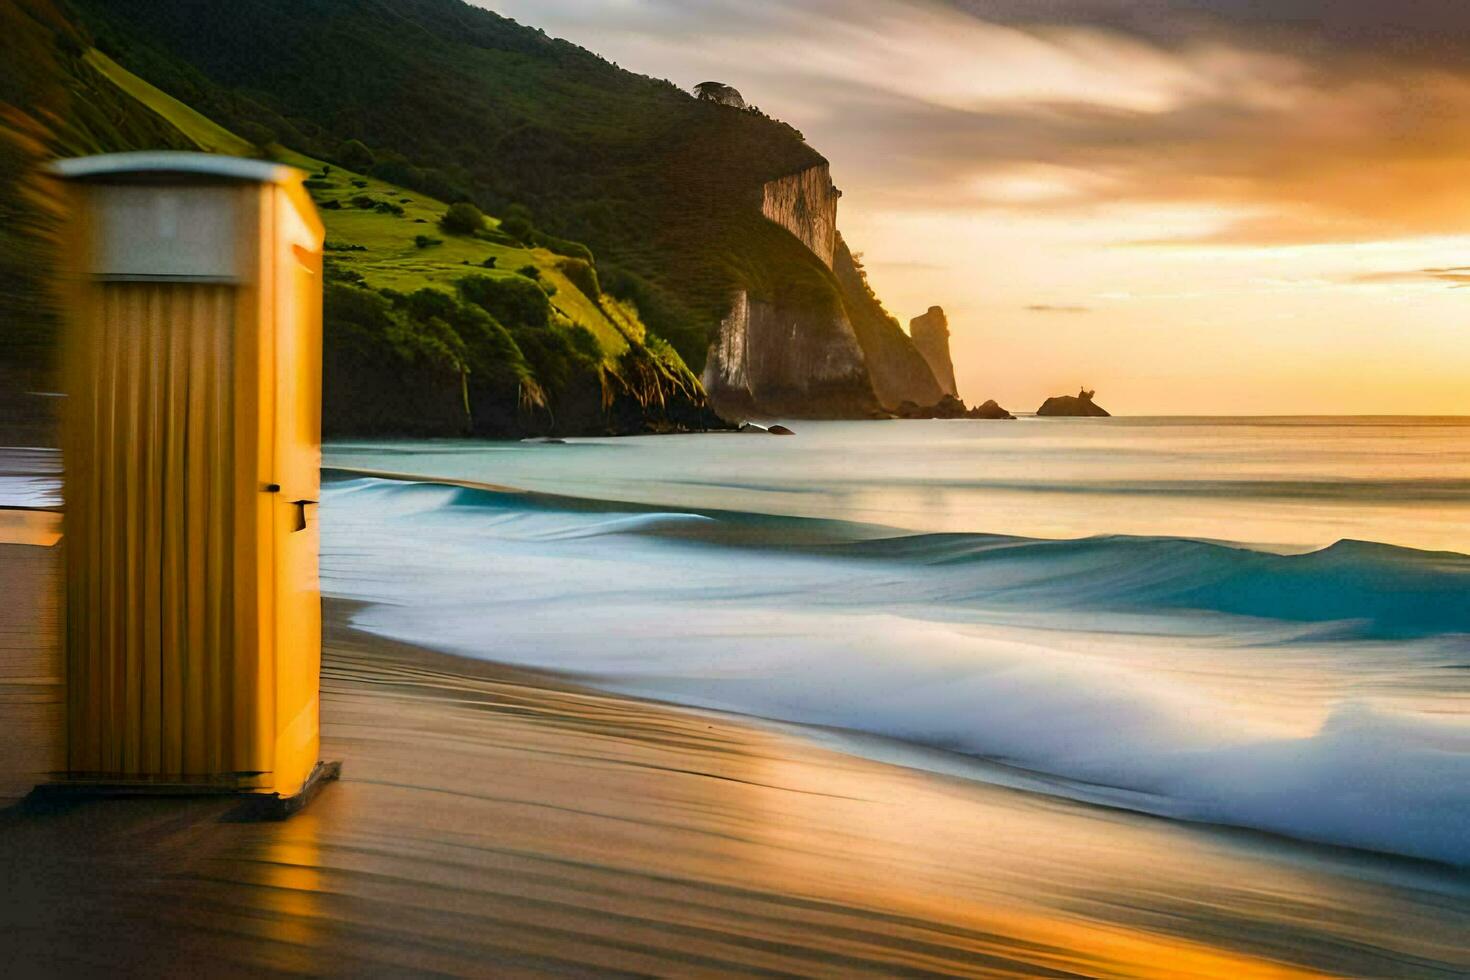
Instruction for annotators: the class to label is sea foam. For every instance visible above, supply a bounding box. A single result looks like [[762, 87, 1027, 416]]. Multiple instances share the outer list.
[[323, 476, 1470, 866]]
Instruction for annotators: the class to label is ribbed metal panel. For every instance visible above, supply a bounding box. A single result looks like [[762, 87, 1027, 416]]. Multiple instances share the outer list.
[[64, 283, 238, 780], [0, 535, 64, 800]]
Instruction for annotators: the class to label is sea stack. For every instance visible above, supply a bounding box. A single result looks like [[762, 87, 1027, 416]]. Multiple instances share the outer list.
[[909, 306, 959, 398], [1037, 388, 1111, 417]]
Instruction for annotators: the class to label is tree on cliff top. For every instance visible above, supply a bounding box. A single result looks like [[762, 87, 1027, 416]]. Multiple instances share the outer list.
[[694, 81, 745, 109]]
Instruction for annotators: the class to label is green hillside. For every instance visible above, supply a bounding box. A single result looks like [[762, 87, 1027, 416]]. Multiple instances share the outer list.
[[68, 0, 845, 372], [87, 49, 641, 365], [2, 13, 714, 438], [81, 49, 255, 157]]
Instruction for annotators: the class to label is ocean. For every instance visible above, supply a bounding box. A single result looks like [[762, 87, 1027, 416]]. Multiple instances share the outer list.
[[322, 417, 1470, 868]]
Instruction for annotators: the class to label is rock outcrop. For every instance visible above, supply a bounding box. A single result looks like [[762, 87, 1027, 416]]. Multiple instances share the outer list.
[[702, 289, 882, 419], [832, 236, 946, 410], [970, 399, 1015, 419], [893, 395, 1015, 420], [1037, 388, 1111, 417], [909, 307, 958, 398], [694, 81, 746, 108]]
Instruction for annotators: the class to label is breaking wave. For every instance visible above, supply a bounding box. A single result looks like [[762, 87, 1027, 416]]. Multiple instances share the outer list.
[[321, 475, 1470, 866]]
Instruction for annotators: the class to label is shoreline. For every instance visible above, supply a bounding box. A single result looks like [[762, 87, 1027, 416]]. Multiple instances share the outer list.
[[3, 597, 1465, 976], [344, 595, 1469, 880]]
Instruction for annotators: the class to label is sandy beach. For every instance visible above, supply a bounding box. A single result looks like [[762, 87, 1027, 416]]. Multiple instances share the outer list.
[[1, 597, 1465, 977], [7, 0, 1470, 971]]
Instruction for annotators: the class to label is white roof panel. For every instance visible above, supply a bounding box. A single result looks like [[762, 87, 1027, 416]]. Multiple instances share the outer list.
[[51, 151, 302, 185]]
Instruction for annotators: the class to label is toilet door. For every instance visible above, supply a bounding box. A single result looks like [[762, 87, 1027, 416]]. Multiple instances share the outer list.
[[65, 281, 240, 779]]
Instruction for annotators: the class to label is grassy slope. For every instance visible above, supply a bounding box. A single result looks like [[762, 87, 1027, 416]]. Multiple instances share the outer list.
[[86, 49, 640, 366], [68, 0, 840, 371], [82, 50, 254, 156], [282, 149, 633, 363]]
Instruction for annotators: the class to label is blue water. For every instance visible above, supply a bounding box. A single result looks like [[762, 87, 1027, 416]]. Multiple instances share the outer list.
[[321, 419, 1470, 867]]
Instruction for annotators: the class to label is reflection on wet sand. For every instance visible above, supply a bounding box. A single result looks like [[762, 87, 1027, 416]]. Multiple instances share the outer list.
[[2, 600, 1466, 976]]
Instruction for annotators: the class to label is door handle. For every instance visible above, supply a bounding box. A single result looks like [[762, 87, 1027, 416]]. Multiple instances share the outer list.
[[290, 499, 317, 532]]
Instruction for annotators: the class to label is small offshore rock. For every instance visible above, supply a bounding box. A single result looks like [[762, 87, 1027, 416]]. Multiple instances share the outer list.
[[891, 394, 1013, 420], [967, 399, 1015, 420], [1037, 388, 1110, 417]]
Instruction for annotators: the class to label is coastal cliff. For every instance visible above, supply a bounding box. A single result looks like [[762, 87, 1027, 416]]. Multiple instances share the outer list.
[[909, 307, 959, 398], [707, 165, 952, 418], [703, 290, 880, 418], [761, 164, 839, 268]]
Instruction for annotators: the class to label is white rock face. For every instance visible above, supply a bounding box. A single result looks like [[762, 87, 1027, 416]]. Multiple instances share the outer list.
[[761, 165, 839, 269], [704, 289, 753, 396], [702, 289, 875, 419]]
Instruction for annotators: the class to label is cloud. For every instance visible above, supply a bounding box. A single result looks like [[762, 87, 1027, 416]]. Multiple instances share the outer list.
[[1026, 304, 1092, 314], [1348, 268, 1470, 288], [482, 0, 1470, 245], [940, 1, 1470, 63]]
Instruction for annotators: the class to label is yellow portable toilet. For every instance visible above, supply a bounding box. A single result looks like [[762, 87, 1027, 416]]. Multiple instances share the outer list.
[[45, 151, 336, 816]]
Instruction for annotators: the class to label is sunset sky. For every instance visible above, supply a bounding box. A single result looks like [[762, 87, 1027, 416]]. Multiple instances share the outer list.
[[482, 0, 1470, 415]]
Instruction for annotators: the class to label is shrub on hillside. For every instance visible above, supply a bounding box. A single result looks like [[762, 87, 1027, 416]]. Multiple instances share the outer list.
[[498, 214, 533, 244], [458, 274, 550, 329], [414, 235, 443, 249], [534, 232, 594, 263], [517, 265, 540, 281], [441, 202, 486, 236], [336, 139, 375, 172], [368, 154, 420, 187], [494, 205, 592, 261], [395, 289, 532, 394], [599, 264, 701, 359], [565, 324, 601, 362], [508, 320, 598, 395], [555, 257, 599, 298], [323, 283, 479, 435], [324, 262, 365, 286]]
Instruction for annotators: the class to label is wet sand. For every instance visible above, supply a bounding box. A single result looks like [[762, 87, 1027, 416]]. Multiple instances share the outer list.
[[1, 599, 1467, 977]]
